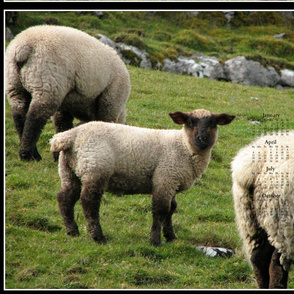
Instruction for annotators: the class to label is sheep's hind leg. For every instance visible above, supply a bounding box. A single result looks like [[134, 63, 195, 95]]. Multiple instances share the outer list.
[[8, 90, 42, 161], [94, 87, 127, 124], [269, 249, 288, 288], [163, 196, 178, 243], [52, 111, 74, 161], [80, 183, 106, 244], [19, 96, 59, 161], [250, 238, 275, 288], [57, 184, 81, 237], [9, 90, 31, 144]]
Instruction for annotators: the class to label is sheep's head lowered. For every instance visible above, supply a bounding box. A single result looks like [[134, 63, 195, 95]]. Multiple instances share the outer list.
[[169, 109, 235, 152]]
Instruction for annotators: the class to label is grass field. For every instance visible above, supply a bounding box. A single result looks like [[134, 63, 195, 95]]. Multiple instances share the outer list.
[[5, 64, 294, 289], [5, 11, 294, 289]]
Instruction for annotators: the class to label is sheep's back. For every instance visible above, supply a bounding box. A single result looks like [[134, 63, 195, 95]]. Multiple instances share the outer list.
[[69, 122, 183, 193], [7, 25, 128, 100]]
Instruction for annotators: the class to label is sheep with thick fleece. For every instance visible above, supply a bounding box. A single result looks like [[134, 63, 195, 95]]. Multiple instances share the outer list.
[[231, 131, 294, 288], [5, 25, 130, 161], [50, 109, 235, 246]]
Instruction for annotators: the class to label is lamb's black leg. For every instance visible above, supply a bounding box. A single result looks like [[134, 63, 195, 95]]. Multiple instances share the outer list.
[[163, 196, 178, 242], [250, 238, 275, 288], [57, 186, 81, 237], [80, 183, 106, 244], [150, 191, 172, 246], [52, 111, 74, 161], [269, 249, 288, 289]]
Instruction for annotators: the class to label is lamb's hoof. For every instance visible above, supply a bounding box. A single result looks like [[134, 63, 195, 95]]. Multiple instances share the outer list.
[[150, 239, 161, 247], [93, 236, 107, 245], [166, 236, 178, 243], [67, 229, 80, 237], [19, 149, 42, 161]]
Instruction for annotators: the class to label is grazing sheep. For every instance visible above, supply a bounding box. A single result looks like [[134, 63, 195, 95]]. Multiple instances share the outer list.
[[231, 131, 294, 288], [50, 109, 235, 246], [5, 25, 130, 161]]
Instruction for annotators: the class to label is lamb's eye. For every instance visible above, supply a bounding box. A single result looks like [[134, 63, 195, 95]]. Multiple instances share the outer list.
[[210, 122, 217, 129], [209, 118, 217, 129], [190, 118, 199, 128]]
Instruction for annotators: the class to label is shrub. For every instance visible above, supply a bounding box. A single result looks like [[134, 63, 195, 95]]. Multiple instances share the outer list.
[[196, 12, 228, 27], [249, 37, 294, 60], [172, 30, 216, 52], [153, 31, 171, 42], [113, 33, 147, 50]]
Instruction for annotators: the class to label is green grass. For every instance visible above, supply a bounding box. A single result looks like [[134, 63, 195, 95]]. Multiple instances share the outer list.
[[5, 64, 294, 289], [5, 11, 294, 289]]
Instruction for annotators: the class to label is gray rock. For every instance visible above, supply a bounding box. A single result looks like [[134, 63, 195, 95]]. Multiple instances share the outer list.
[[280, 69, 294, 87], [162, 57, 203, 77], [96, 34, 120, 51], [119, 44, 152, 69], [224, 56, 280, 87], [192, 53, 226, 80]]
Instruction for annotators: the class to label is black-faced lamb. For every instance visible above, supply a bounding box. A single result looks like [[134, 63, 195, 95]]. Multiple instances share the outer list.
[[50, 109, 235, 246], [5, 25, 130, 161], [231, 131, 294, 288]]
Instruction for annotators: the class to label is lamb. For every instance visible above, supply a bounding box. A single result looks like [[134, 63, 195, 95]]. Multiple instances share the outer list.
[[50, 109, 235, 246], [231, 131, 294, 288], [5, 25, 130, 161]]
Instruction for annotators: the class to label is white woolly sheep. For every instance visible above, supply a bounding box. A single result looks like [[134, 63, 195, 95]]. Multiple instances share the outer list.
[[50, 109, 235, 246], [231, 131, 294, 288], [5, 25, 130, 161]]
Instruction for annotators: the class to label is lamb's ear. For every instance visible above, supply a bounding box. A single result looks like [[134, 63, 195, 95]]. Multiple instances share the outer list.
[[214, 113, 236, 125], [169, 112, 189, 125]]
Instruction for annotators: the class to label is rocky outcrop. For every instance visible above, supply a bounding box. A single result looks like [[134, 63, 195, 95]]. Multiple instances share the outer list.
[[224, 56, 281, 88], [96, 33, 293, 90]]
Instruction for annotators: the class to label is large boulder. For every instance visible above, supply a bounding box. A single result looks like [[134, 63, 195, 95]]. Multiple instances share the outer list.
[[192, 53, 226, 80], [280, 69, 294, 87], [162, 54, 226, 80], [224, 56, 280, 87]]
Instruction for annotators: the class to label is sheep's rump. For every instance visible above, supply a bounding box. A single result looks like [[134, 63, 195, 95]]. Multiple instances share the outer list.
[[5, 25, 130, 122], [231, 131, 294, 270]]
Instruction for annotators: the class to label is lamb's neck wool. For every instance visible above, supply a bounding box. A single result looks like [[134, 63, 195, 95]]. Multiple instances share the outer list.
[[181, 129, 212, 180]]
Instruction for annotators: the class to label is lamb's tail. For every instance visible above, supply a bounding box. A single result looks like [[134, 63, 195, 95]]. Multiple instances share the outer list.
[[50, 128, 77, 152]]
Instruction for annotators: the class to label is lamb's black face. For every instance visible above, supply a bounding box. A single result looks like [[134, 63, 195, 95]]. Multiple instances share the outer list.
[[186, 116, 218, 151], [169, 110, 235, 153]]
